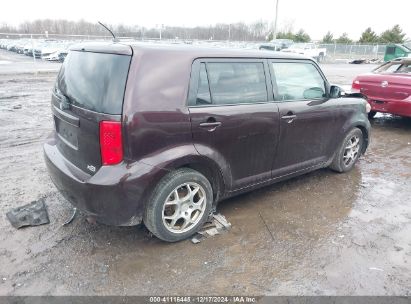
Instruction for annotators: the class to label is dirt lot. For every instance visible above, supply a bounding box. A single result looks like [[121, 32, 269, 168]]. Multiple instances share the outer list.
[[0, 49, 410, 296]]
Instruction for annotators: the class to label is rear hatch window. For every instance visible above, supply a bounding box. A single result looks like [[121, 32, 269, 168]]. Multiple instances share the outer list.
[[56, 51, 131, 114], [52, 50, 131, 174]]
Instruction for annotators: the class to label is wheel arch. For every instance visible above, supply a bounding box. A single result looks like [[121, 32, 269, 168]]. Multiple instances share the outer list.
[[340, 112, 370, 155], [161, 154, 228, 206], [141, 155, 228, 213], [353, 124, 370, 154], [180, 160, 226, 207]]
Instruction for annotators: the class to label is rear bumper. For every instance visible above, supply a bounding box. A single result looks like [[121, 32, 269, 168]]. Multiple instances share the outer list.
[[368, 98, 411, 118], [44, 132, 166, 226]]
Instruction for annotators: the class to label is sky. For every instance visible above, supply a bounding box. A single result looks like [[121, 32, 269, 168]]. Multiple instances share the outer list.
[[1, 0, 410, 40]]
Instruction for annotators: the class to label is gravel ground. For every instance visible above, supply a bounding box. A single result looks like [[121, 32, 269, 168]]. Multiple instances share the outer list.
[[0, 49, 410, 296]]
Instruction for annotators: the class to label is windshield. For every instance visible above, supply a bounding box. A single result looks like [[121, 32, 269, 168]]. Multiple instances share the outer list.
[[374, 61, 411, 74], [403, 44, 411, 51], [56, 51, 131, 114]]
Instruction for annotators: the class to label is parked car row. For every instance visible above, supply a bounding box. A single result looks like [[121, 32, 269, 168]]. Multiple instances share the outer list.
[[0, 38, 74, 62], [0, 37, 332, 64]]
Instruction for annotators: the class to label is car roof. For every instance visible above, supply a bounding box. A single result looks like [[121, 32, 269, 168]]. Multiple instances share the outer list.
[[130, 42, 310, 60], [70, 41, 311, 61]]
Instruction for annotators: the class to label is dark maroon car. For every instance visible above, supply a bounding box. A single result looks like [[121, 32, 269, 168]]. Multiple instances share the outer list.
[[44, 42, 371, 242], [352, 57, 411, 118]]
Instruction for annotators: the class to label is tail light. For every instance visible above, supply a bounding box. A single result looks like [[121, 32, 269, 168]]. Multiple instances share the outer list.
[[352, 79, 361, 93], [99, 121, 123, 165]]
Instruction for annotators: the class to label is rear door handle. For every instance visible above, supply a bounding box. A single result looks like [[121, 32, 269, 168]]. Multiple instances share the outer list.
[[281, 114, 297, 124], [281, 114, 297, 120], [199, 121, 221, 132], [199, 122, 221, 127]]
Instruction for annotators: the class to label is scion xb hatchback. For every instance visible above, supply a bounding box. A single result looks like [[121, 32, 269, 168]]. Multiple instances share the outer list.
[[44, 42, 371, 242]]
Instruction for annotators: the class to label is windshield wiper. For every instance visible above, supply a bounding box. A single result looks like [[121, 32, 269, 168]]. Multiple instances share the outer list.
[[54, 87, 71, 110], [60, 94, 71, 110]]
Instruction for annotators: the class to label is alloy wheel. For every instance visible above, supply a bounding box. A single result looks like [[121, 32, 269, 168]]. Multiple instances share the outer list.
[[343, 135, 360, 167], [162, 182, 207, 234]]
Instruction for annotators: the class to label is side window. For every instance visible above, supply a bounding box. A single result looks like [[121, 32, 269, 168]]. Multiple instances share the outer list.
[[386, 46, 395, 55], [395, 47, 405, 56], [206, 62, 268, 105], [272, 62, 326, 101], [196, 63, 212, 105]]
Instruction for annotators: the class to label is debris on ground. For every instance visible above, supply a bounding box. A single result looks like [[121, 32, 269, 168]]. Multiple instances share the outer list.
[[86, 216, 97, 225], [349, 58, 382, 64], [394, 245, 404, 251], [191, 213, 231, 244], [62, 207, 77, 226], [369, 267, 384, 272], [6, 199, 50, 229], [350, 59, 368, 64]]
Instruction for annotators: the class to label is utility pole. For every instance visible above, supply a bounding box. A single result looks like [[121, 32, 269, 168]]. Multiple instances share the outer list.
[[157, 24, 164, 40], [273, 0, 279, 40], [228, 24, 231, 41], [31, 34, 35, 63]]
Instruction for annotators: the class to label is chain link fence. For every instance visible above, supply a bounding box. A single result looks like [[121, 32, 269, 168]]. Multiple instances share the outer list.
[[318, 43, 386, 61]]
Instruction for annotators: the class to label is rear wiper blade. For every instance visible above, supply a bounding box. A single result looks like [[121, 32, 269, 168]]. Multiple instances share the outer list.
[[59, 94, 71, 110], [54, 87, 71, 110]]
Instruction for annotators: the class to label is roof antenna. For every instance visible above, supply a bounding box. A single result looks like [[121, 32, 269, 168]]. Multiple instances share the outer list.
[[98, 21, 119, 42]]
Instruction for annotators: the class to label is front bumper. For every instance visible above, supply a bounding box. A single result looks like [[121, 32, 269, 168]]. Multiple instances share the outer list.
[[44, 133, 165, 226]]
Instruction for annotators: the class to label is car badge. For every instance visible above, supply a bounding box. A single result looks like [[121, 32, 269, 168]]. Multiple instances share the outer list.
[[381, 81, 388, 88], [87, 165, 96, 172]]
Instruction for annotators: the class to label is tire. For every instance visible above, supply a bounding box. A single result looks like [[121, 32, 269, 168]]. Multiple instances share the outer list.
[[330, 128, 364, 173], [368, 111, 377, 119], [143, 168, 213, 242]]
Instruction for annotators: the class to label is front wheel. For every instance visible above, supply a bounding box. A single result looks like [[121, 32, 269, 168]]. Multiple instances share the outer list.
[[330, 128, 364, 173], [144, 168, 213, 242]]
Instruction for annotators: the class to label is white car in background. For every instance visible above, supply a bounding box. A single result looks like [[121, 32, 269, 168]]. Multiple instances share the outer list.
[[43, 49, 69, 62], [40, 43, 64, 60], [282, 43, 327, 62]]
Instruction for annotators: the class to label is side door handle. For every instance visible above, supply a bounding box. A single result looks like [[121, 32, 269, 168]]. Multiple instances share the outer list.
[[281, 112, 297, 123], [199, 118, 222, 132], [199, 122, 222, 128]]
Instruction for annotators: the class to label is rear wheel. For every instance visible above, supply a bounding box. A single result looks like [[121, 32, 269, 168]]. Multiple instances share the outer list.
[[330, 128, 364, 173], [144, 168, 213, 242], [368, 111, 377, 119]]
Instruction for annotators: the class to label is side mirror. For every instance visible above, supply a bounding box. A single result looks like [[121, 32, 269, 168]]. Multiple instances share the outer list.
[[329, 85, 345, 98], [303, 87, 325, 99]]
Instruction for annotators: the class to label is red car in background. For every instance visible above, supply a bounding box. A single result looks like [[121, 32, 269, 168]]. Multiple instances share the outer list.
[[352, 58, 411, 118]]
